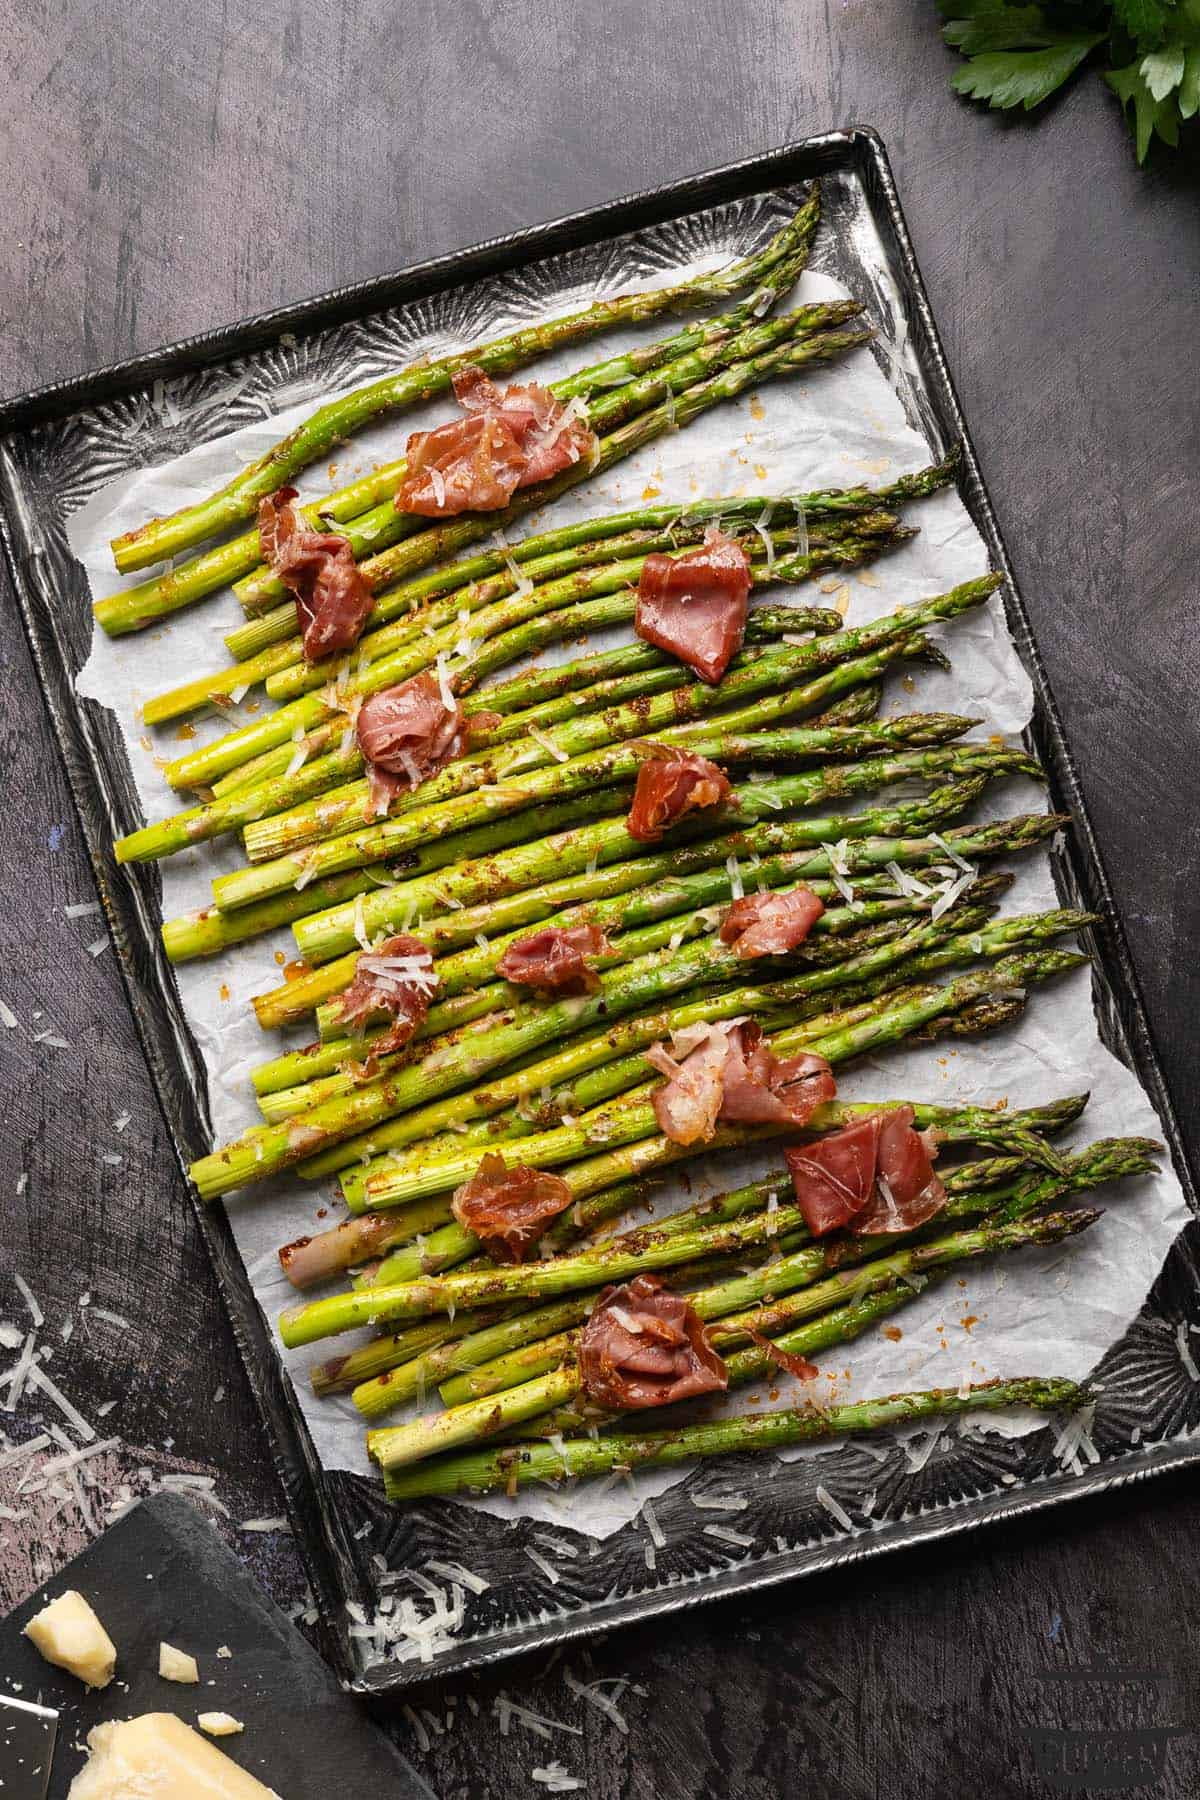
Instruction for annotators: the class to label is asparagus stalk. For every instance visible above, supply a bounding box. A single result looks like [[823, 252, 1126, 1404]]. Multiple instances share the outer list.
[[330, 961, 1036, 1229], [257, 514, 867, 709], [156, 324, 875, 795], [287, 941, 997, 1196], [195, 888, 1042, 1203], [222, 449, 956, 664], [343, 930, 1088, 1226], [243, 632, 944, 876], [272, 931, 1090, 1331], [158, 782, 627, 966], [376, 1374, 1084, 1495], [343, 906, 1074, 1217], [107, 193, 823, 577], [262, 877, 1004, 1117], [222, 451, 953, 676], [248, 776, 1010, 1031], [426, 1150, 1070, 1410], [234, 565, 918, 865], [350, 1125, 1097, 1417], [290, 793, 1059, 979], [437, 1202, 1099, 1413], [251, 744, 1022, 944], [143, 515, 825, 726], [119, 572, 899, 867], [300, 879, 1072, 1189], [367, 1210, 1096, 1471], [231, 304, 866, 624], [206, 630, 836, 808], [100, 196, 824, 611]]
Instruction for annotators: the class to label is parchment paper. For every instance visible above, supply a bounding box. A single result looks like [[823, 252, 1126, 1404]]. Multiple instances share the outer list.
[[68, 260, 1188, 1537]]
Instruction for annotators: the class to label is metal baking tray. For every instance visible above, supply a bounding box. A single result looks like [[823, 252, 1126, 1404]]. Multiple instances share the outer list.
[[2, 127, 1197, 1695]]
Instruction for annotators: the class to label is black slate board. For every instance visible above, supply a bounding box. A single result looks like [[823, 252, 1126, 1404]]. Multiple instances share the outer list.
[[0, 1493, 435, 1798]]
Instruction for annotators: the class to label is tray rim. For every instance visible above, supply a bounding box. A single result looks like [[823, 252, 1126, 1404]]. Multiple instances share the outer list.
[[1, 123, 1197, 1695]]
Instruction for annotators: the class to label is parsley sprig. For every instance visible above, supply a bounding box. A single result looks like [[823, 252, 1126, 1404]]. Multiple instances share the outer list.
[[939, 1, 1200, 159]]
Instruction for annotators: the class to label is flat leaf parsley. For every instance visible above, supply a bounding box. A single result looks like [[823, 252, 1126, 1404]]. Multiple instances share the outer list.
[[938, 0, 1200, 159]]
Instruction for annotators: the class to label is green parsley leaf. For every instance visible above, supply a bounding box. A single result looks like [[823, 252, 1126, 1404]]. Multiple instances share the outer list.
[[1180, 46, 1200, 115], [943, 6, 1064, 55], [1140, 45, 1187, 95], [1111, 0, 1175, 45], [950, 37, 1103, 108], [1106, 58, 1183, 155]]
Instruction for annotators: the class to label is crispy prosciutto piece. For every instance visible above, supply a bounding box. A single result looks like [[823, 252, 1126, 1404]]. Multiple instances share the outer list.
[[258, 487, 374, 664], [578, 1275, 728, 1410], [785, 1115, 882, 1237], [397, 366, 596, 518], [496, 924, 614, 995], [718, 1024, 837, 1128], [644, 1023, 733, 1146], [784, 1106, 946, 1238], [850, 1106, 946, 1235], [332, 933, 438, 1055], [450, 1152, 572, 1263], [355, 672, 466, 816], [634, 526, 752, 684], [745, 1327, 819, 1383], [645, 1020, 836, 1146], [718, 885, 826, 959], [626, 744, 732, 843]]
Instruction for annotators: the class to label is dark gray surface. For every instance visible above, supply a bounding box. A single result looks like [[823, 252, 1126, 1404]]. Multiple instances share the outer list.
[[0, 1493, 434, 1797], [0, 3, 1197, 1796]]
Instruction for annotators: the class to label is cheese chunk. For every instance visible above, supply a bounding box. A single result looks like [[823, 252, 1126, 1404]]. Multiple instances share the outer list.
[[24, 1590, 117, 1688], [159, 1640, 200, 1683], [199, 1712, 245, 1737], [68, 1714, 280, 1799]]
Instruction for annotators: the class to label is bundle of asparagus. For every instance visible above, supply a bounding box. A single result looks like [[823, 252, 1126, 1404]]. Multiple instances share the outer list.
[[91, 180, 1131, 1507]]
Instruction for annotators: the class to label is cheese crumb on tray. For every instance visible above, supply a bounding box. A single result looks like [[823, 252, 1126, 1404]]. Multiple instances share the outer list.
[[159, 1640, 200, 1683], [67, 1714, 278, 1798], [199, 1711, 246, 1737], [24, 1590, 117, 1689]]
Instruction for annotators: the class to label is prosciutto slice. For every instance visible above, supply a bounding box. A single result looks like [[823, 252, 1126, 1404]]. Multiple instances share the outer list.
[[397, 366, 596, 517], [634, 526, 752, 684], [332, 933, 438, 1055], [450, 1152, 572, 1263], [258, 487, 374, 664], [718, 1024, 837, 1127], [718, 886, 826, 959], [785, 1105, 946, 1238], [626, 745, 732, 843], [785, 1115, 883, 1237], [496, 924, 613, 995], [644, 1024, 732, 1146], [850, 1106, 946, 1235], [578, 1275, 728, 1410], [355, 672, 466, 816], [645, 1020, 836, 1146]]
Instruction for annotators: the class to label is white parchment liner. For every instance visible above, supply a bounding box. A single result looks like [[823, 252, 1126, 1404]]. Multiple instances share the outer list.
[[68, 261, 1187, 1537]]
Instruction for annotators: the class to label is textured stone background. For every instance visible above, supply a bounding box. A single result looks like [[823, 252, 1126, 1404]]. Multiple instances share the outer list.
[[1, 3, 1198, 1794]]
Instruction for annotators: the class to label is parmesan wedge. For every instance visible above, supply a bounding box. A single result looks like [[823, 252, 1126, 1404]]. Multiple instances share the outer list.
[[67, 1714, 278, 1798], [24, 1589, 116, 1688]]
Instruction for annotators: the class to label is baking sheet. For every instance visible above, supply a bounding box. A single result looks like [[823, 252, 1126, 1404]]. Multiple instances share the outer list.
[[65, 232, 1188, 1541]]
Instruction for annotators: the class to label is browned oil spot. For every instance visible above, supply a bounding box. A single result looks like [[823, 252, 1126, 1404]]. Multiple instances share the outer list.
[[219, 982, 231, 1002], [882, 1325, 904, 1341], [174, 722, 197, 741], [275, 950, 287, 965], [282, 959, 310, 982], [642, 484, 661, 501], [960, 1315, 979, 1332], [748, 396, 765, 421]]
